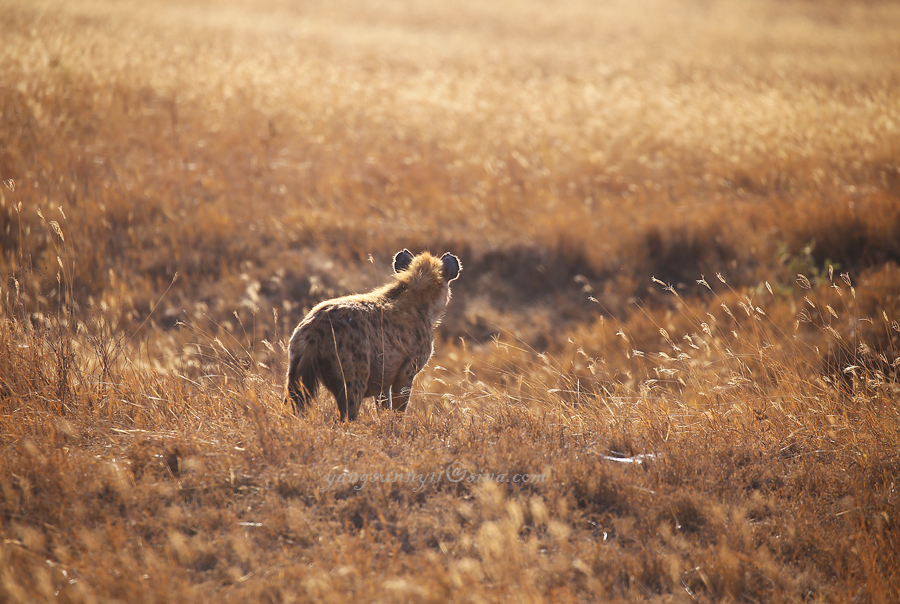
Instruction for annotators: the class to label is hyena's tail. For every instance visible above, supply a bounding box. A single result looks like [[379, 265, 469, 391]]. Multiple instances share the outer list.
[[286, 331, 319, 414]]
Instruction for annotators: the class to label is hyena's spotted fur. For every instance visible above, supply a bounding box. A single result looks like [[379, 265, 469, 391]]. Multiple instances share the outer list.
[[285, 249, 461, 421]]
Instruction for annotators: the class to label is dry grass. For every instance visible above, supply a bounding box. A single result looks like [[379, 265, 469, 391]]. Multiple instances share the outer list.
[[2, 0, 900, 601]]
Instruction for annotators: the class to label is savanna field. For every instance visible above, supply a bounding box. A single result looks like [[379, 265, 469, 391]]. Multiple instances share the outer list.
[[2, 0, 900, 601]]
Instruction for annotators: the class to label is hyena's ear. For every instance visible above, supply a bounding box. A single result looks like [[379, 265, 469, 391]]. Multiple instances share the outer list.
[[393, 249, 414, 273], [441, 253, 461, 281]]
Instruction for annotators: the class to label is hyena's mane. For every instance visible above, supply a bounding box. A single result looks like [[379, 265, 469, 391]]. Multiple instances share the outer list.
[[390, 253, 447, 301]]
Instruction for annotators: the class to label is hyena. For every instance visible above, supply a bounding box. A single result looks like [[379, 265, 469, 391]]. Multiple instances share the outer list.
[[285, 249, 461, 421]]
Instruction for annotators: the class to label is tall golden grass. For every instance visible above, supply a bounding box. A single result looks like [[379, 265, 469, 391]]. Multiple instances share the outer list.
[[2, 0, 899, 601]]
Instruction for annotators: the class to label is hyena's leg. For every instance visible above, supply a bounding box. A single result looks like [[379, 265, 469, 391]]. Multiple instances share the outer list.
[[335, 380, 365, 422], [320, 319, 367, 421], [388, 360, 418, 412], [389, 385, 412, 412]]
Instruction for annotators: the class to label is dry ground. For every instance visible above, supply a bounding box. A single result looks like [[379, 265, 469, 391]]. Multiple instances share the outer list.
[[1, 0, 900, 601]]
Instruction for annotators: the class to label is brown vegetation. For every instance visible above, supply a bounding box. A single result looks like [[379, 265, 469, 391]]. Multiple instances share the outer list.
[[1, 0, 899, 601]]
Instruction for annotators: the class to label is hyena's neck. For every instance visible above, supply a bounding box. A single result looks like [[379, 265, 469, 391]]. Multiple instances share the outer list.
[[382, 286, 445, 327]]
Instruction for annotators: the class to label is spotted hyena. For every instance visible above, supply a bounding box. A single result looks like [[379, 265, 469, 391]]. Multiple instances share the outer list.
[[285, 249, 462, 421]]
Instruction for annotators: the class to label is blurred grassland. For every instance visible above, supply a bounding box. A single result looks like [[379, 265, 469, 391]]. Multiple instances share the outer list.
[[2, 0, 900, 602]]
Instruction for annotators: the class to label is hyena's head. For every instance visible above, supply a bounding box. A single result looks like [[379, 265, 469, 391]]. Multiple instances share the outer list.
[[392, 249, 461, 323]]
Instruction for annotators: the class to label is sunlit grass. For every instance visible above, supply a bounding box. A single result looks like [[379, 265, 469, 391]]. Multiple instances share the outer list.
[[1, 0, 899, 601]]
